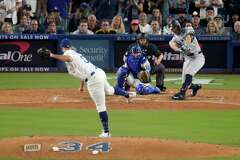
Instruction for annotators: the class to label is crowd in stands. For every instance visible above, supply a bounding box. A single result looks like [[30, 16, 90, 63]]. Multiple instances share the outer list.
[[0, 0, 240, 39]]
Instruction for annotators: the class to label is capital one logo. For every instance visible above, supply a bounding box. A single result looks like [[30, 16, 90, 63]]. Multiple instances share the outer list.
[[0, 41, 32, 62]]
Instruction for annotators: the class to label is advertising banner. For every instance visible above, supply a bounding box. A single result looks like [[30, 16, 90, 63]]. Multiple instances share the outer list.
[[0, 35, 58, 72], [70, 39, 110, 70]]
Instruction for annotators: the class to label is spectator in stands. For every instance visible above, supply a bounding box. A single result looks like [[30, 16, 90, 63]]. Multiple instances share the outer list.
[[226, 10, 240, 30], [143, 0, 157, 20], [36, 0, 48, 18], [191, 11, 204, 35], [195, 0, 210, 19], [111, 15, 125, 33], [17, 4, 33, 26], [15, 15, 30, 33], [162, 15, 174, 35], [169, 0, 188, 15], [68, 6, 83, 32], [213, 14, 230, 35], [46, 21, 64, 34], [47, 0, 72, 31], [24, 0, 37, 14], [23, 19, 43, 34], [96, 20, 116, 34], [232, 21, 240, 40], [50, 7, 64, 31], [209, 0, 224, 16], [139, 12, 151, 33], [1, 0, 22, 25], [150, 7, 162, 27], [72, 19, 93, 35], [149, 20, 161, 35], [87, 14, 99, 33], [129, 19, 141, 34], [125, 0, 144, 22], [93, 0, 118, 20], [1, 22, 14, 34], [200, 6, 215, 27], [205, 20, 220, 35]]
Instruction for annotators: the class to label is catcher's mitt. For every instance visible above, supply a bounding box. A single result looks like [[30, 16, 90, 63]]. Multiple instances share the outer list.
[[37, 47, 51, 58], [137, 70, 151, 83]]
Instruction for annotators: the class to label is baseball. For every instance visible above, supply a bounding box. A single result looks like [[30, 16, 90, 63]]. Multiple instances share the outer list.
[[52, 146, 59, 152], [52, 96, 59, 102], [91, 150, 99, 155]]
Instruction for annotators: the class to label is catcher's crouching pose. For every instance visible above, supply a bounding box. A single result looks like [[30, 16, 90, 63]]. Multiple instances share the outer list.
[[37, 38, 133, 138], [169, 20, 205, 100], [115, 45, 160, 97]]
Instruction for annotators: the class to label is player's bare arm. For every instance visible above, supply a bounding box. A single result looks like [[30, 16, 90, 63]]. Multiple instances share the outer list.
[[154, 53, 163, 65], [50, 53, 73, 62]]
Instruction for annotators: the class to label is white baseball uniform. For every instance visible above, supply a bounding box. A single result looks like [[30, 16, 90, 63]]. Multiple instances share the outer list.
[[64, 49, 114, 113], [169, 27, 205, 82]]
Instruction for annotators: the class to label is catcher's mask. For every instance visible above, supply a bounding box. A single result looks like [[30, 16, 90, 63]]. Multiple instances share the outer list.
[[130, 45, 142, 58], [170, 20, 181, 35]]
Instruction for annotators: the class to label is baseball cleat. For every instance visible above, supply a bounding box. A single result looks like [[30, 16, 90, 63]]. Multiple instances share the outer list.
[[191, 84, 202, 96], [126, 91, 136, 103], [172, 92, 185, 100], [99, 131, 111, 138]]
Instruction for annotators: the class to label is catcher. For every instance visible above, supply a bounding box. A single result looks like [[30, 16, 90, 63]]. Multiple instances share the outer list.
[[115, 45, 160, 96], [169, 19, 205, 100]]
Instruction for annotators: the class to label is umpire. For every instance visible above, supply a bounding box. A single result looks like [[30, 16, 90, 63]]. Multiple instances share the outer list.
[[130, 33, 166, 91]]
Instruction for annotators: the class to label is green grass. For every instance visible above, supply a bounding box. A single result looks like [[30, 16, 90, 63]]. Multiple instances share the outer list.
[[1, 108, 240, 146], [0, 73, 240, 89], [0, 73, 240, 160]]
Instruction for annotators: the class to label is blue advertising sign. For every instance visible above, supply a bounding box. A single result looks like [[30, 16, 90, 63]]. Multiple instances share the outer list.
[[71, 39, 110, 70]]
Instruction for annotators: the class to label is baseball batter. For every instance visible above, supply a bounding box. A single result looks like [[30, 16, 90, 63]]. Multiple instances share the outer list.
[[45, 38, 133, 138], [169, 20, 205, 100]]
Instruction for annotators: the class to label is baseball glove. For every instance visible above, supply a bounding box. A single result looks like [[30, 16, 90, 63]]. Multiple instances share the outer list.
[[37, 47, 51, 58], [137, 70, 151, 83]]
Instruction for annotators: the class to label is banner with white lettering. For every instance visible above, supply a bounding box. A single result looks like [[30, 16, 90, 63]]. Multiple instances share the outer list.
[[0, 40, 57, 71]]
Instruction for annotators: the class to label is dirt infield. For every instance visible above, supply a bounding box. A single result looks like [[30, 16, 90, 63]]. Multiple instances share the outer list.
[[0, 88, 240, 160]]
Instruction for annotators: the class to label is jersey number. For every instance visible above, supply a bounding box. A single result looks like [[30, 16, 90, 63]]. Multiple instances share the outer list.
[[79, 54, 89, 63]]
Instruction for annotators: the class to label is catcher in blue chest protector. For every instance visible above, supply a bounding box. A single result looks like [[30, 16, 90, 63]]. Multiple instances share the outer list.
[[115, 45, 160, 96]]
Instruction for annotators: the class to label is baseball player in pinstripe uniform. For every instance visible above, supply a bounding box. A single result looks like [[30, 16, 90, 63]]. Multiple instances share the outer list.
[[46, 38, 135, 138], [169, 20, 205, 100]]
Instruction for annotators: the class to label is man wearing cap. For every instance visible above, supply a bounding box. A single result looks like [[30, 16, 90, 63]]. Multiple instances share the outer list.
[[192, 11, 204, 34], [200, 6, 215, 27], [214, 14, 230, 35], [45, 38, 136, 138]]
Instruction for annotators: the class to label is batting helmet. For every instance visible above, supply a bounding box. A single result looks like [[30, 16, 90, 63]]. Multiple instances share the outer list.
[[171, 20, 181, 34]]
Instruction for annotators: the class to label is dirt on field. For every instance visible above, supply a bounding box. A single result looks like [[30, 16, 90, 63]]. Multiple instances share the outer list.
[[0, 88, 240, 160]]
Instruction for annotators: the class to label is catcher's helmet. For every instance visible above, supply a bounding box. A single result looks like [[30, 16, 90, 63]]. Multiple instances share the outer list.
[[171, 20, 181, 34], [60, 38, 72, 48], [136, 33, 149, 40], [130, 45, 142, 54]]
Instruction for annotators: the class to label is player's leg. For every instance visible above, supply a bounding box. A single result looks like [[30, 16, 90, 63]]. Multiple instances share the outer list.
[[172, 59, 191, 100], [114, 66, 131, 97], [152, 64, 166, 91], [187, 55, 205, 96], [87, 71, 111, 137], [136, 83, 160, 95]]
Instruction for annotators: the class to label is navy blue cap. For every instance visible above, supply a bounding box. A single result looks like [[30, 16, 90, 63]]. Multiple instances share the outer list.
[[60, 38, 71, 48]]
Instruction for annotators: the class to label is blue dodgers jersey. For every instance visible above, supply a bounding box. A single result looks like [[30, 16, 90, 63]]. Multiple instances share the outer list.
[[126, 54, 147, 78]]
